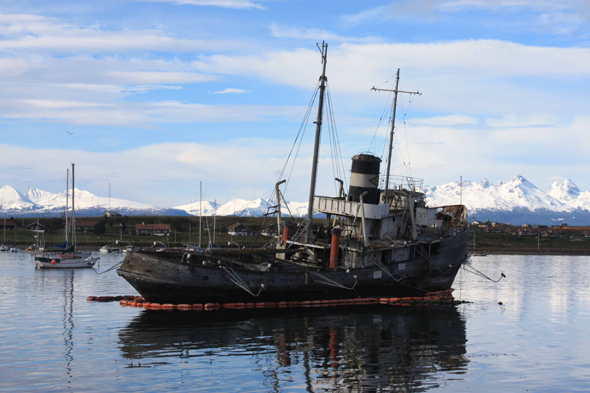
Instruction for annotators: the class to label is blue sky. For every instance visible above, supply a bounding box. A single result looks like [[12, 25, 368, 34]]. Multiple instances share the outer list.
[[1, 0, 590, 207]]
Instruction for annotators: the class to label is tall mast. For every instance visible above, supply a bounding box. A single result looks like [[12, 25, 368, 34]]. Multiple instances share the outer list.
[[385, 69, 400, 195], [371, 69, 420, 200], [213, 199, 217, 247], [71, 163, 76, 250], [306, 41, 328, 242], [65, 168, 69, 245]]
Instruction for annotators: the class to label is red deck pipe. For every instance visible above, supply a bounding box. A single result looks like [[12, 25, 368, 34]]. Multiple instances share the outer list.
[[330, 228, 341, 268], [281, 224, 290, 245]]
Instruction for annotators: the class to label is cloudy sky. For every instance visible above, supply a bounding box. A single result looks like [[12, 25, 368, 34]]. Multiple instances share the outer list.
[[1, 0, 589, 207]]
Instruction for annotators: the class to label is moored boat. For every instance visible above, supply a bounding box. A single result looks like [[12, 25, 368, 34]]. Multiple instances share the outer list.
[[117, 43, 468, 304], [35, 163, 99, 269]]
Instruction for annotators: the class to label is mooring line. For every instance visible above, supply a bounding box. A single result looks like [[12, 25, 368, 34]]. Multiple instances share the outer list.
[[462, 262, 506, 283], [222, 266, 265, 297], [309, 271, 358, 290], [93, 260, 123, 275]]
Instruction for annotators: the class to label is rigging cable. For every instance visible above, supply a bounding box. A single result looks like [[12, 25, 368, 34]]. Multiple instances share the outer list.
[[325, 82, 348, 193], [368, 88, 395, 156], [259, 81, 320, 231]]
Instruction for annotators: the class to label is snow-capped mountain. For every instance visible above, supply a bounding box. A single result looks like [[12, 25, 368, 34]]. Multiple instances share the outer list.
[[425, 175, 569, 212], [425, 176, 590, 225], [26, 188, 57, 205], [0, 185, 188, 216], [547, 179, 580, 203], [0, 186, 35, 210], [175, 198, 312, 218], [175, 200, 221, 216], [4, 176, 590, 224]]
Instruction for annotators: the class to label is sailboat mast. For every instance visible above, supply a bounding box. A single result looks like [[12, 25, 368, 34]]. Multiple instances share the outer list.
[[65, 168, 69, 244], [306, 41, 328, 242], [71, 163, 76, 250]]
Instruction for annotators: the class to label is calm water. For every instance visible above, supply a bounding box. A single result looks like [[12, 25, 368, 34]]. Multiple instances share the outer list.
[[1, 252, 590, 392]]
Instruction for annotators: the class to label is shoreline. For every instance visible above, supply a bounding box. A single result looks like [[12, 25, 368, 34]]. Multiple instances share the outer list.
[[473, 248, 590, 256]]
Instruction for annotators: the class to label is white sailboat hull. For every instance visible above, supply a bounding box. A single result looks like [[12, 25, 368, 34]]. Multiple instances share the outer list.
[[35, 257, 99, 269]]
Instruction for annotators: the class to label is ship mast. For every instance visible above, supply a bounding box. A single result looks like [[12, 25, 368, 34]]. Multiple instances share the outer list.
[[306, 41, 328, 242], [371, 69, 420, 200]]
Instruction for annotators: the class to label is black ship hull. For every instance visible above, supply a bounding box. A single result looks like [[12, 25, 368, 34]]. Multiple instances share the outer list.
[[117, 230, 468, 304]]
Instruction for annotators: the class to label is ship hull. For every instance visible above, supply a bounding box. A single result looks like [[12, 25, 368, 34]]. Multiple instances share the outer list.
[[117, 231, 468, 304]]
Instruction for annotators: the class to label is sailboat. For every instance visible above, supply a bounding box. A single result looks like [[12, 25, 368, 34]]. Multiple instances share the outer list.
[[35, 164, 99, 269], [117, 42, 468, 304], [9, 224, 19, 252]]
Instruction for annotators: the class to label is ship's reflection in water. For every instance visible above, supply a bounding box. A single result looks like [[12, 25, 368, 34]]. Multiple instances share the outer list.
[[119, 306, 468, 392]]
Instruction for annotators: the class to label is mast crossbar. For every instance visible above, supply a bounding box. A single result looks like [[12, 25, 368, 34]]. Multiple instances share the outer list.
[[371, 69, 421, 199]]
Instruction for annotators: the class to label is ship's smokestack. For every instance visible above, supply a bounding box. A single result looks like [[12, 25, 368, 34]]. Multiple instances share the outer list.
[[348, 154, 381, 205]]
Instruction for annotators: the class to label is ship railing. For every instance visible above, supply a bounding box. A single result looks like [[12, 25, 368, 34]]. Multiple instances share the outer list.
[[380, 175, 424, 193]]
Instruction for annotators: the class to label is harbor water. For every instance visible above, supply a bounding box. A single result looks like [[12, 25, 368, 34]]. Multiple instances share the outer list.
[[1, 252, 589, 392]]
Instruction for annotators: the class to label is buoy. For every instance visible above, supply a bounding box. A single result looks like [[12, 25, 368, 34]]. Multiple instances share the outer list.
[[162, 304, 176, 310], [51, 260, 57, 265], [223, 303, 246, 309], [204, 303, 216, 311]]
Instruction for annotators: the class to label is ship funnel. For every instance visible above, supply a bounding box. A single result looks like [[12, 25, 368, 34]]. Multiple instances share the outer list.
[[348, 154, 381, 205]]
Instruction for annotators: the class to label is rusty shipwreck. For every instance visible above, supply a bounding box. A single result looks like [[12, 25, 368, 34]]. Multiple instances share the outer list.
[[117, 42, 469, 304]]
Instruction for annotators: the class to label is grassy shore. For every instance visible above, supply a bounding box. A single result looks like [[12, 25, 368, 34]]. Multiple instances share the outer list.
[[4, 215, 590, 255], [468, 230, 590, 255], [1, 215, 282, 250]]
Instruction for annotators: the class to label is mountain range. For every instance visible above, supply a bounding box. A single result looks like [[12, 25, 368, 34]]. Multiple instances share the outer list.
[[2, 176, 590, 225]]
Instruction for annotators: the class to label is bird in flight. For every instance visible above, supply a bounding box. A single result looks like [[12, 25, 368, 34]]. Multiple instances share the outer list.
[[66, 131, 74, 135]]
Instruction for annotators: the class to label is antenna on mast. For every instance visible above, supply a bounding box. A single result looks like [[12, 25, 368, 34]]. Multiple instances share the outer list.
[[371, 69, 421, 201]]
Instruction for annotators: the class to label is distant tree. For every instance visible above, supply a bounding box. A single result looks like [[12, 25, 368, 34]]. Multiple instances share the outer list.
[[93, 221, 106, 235]]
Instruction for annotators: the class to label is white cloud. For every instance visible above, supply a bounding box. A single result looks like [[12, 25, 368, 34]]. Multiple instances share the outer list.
[[486, 114, 560, 128], [136, 0, 267, 10], [212, 88, 250, 94], [190, 41, 590, 118], [269, 23, 381, 43], [411, 115, 479, 126], [0, 140, 345, 205], [343, 0, 590, 34], [0, 12, 239, 53], [342, 0, 440, 25], [108, 71, 218, 84], [0, 98, 305, 127], [441, 0, 575, 11]]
